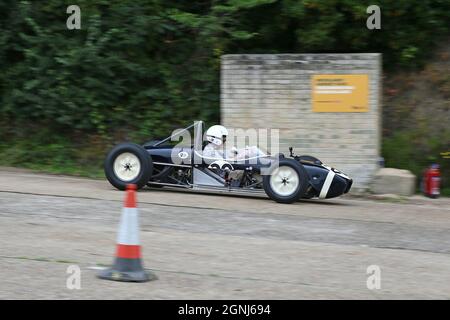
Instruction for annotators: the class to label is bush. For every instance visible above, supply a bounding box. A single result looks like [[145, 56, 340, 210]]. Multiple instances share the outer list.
[[0, 1, 449, 185]]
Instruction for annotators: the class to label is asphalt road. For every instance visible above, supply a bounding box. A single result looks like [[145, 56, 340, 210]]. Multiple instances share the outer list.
[[0, 167, 449, 299]]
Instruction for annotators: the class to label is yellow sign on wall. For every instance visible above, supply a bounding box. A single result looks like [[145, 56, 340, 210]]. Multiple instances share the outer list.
[[312, 74, 369, 112]]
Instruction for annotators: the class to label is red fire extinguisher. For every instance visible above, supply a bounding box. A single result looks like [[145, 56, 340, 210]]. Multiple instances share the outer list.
[[423, 164, 440, 198]]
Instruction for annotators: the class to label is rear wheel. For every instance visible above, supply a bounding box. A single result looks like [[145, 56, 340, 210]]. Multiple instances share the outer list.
[[104, 143, 153, 190], [263, 159, 308, 204]]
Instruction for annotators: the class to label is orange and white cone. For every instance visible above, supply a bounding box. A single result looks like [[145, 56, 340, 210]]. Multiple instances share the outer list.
[[98, 184, 156, 282]]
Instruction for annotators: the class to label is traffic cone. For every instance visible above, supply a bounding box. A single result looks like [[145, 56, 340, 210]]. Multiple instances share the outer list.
[[98, 184, 156, 282]]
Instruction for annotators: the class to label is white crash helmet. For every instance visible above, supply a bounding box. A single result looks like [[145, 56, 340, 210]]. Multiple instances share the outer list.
[[206, 125, 228, 146]]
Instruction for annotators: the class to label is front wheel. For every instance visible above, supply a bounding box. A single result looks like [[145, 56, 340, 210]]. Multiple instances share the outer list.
[[263, 159, 309, 204], [104, 142, 153, 190]]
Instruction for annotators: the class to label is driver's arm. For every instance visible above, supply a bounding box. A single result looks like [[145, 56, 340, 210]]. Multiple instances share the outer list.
[[204, 144, 225, 159], [225, 146, 239, 160]]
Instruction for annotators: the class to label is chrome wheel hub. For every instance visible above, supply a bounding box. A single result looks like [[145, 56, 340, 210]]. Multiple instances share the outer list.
[[269, 166, 299, 197], [113, 152, 141, 182]]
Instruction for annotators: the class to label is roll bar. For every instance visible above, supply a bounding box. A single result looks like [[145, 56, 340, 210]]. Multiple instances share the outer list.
[[152, 121, 204, 148]]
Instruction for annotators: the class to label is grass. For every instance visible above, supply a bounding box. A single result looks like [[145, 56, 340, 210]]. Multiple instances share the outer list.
[[0, 136, 105, 179], [0, 160, 104, 179], [19, 162, 104, 179], [441, 188, 450, 197], [8, 256, 79, 264]]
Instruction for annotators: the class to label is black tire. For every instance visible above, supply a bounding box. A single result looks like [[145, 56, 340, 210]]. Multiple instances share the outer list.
[[104, 142, 153, 190], [263, 159, 309, 204]]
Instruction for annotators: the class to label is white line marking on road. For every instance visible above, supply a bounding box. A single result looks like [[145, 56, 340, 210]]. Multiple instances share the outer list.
[[87, 266, 108, 271]]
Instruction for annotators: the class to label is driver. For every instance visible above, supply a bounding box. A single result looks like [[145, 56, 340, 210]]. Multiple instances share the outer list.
[[203, 125, 262, 161], [203, 125, 243, 184], [203, 125, 231, 159]]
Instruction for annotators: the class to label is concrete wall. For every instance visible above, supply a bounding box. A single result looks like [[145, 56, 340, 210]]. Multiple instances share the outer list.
[[221, 53, 382, 191]]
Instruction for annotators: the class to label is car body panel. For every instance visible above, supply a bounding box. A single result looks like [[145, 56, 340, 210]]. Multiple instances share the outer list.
[[142, 121, 352, 199]]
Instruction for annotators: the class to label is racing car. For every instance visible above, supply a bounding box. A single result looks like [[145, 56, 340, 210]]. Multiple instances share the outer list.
[[104, 121, 352, 204]]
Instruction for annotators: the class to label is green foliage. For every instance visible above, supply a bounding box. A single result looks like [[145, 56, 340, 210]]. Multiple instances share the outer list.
[[0, 0, 449, 187], [382, 45, 450, 193], [0, 126, 105, 177], [383, 129, 450, 193]]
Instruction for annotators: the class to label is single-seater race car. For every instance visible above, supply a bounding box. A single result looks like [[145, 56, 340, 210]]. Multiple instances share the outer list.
[[104, 121, 352, 204]]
